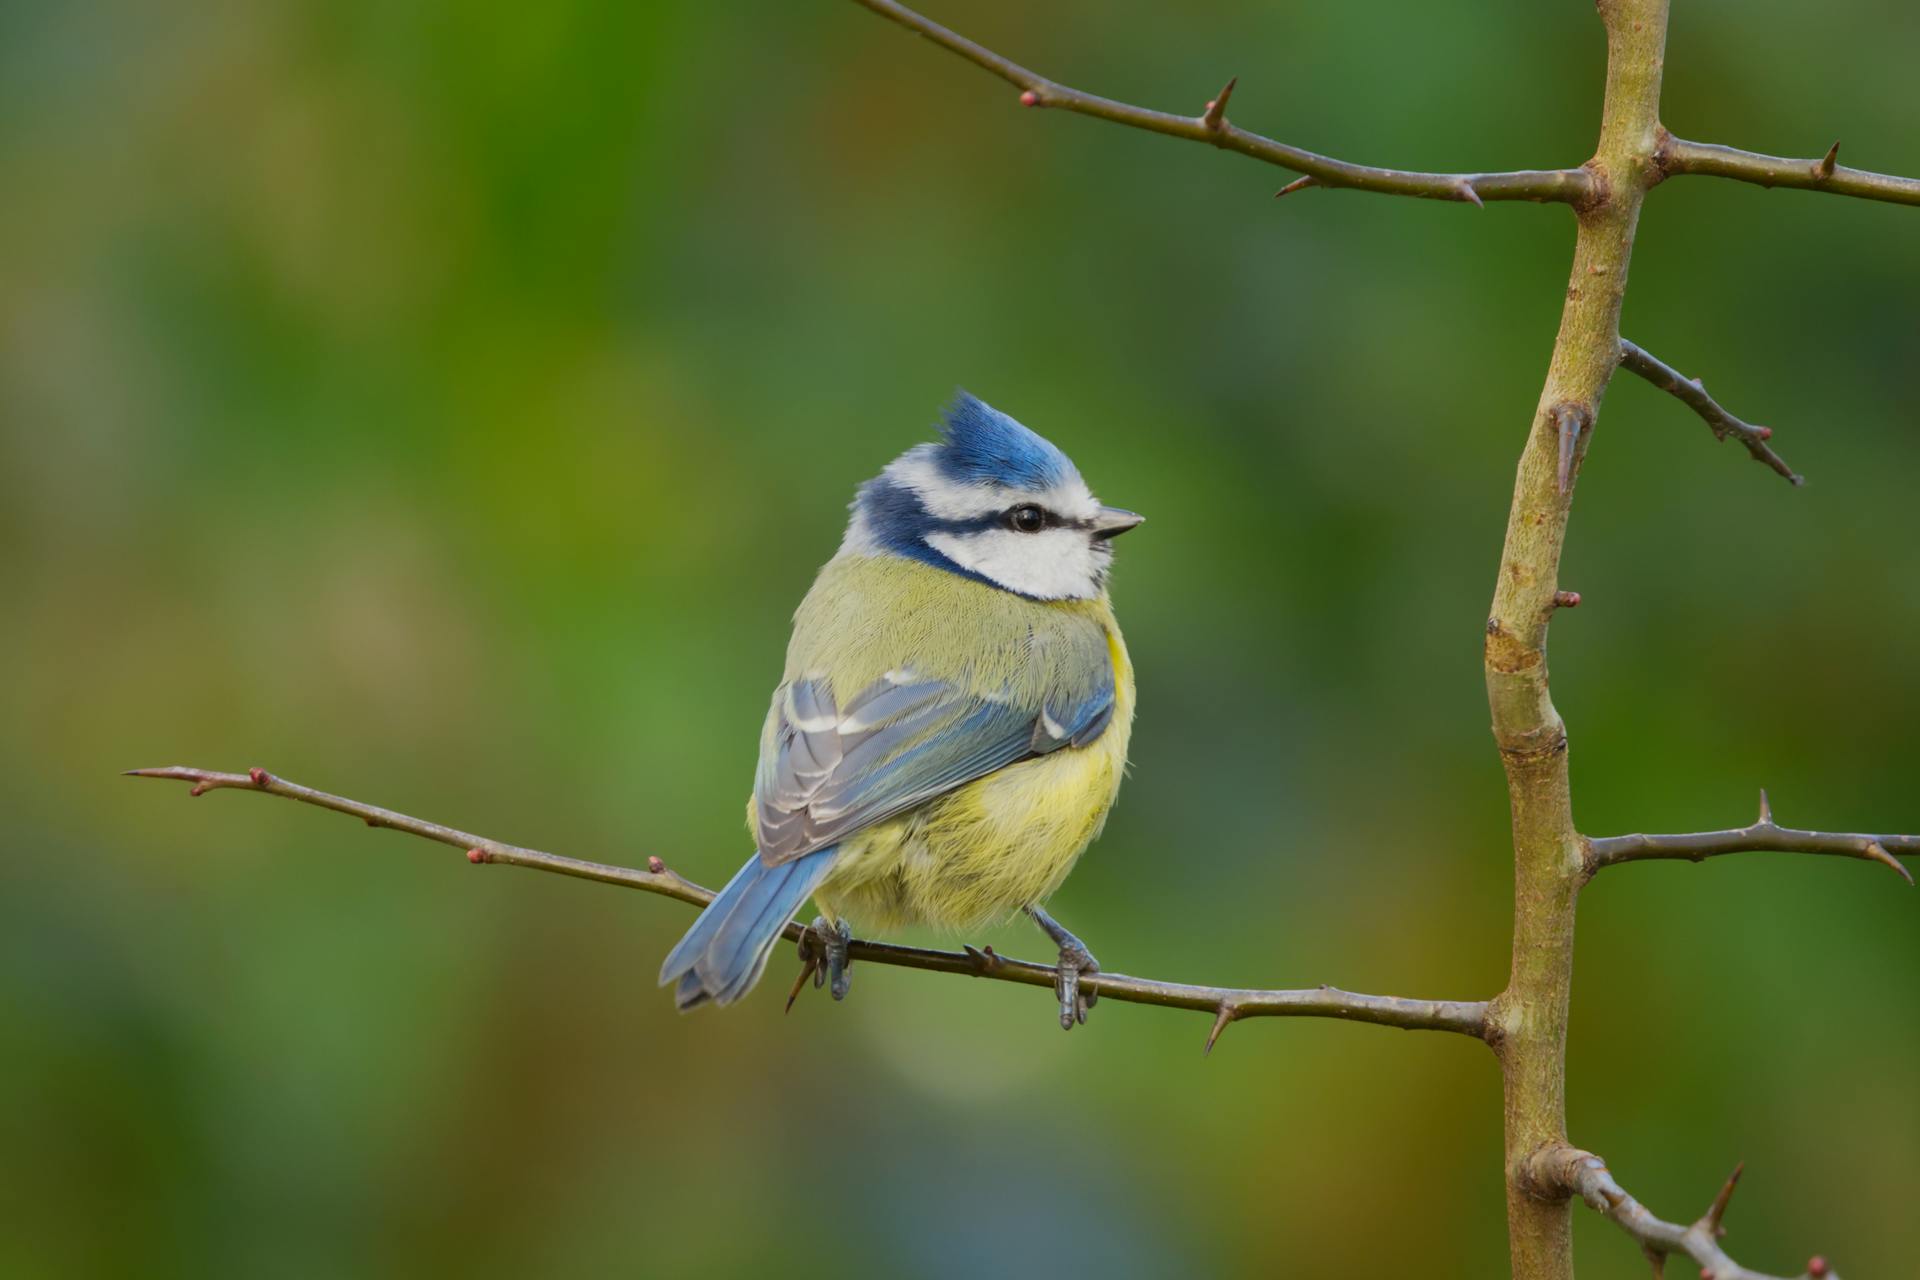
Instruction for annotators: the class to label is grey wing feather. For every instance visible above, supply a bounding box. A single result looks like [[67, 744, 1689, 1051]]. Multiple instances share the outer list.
[[753, 668, 1115, 866]]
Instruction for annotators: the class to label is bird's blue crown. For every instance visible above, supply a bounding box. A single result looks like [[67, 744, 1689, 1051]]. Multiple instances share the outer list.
[[930, 392, 1079, 491]]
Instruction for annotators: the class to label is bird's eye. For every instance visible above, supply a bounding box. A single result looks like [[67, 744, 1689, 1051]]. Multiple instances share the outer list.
[[1007, 504, 1046, 534]]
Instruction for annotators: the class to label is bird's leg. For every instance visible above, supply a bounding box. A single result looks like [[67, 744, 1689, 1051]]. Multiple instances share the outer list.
[[1026, 904, 1099, 1030]]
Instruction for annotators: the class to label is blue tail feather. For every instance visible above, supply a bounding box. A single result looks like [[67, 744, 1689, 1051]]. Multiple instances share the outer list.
[[658, 847, 837, 1009]]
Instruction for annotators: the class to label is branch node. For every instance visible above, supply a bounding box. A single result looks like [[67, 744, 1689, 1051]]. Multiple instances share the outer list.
[[1814, 141, 1840, 181], [1018, 89, 1040, 108], [1204, 1002, 1239, 1056], [1201, 76, 1237, 131], [1553, 589, 1583, 609], [1807, 1256, 1831, 1278], [647, 855, 666, 874], [1273, 175, 1319, 200], [466, 847, 488, 865], [248, 767, 270, 787]]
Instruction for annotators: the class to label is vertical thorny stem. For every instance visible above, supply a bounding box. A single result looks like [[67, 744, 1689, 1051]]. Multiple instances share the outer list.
[[1486, 2, 1669, 1277]]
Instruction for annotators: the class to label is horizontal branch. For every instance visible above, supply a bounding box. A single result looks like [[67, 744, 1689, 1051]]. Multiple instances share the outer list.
[[849, 0, 1593, 206], [1587, 790, 1917, 885], [1617, 340, 1802, 485], [1523, 1144, 1839, 1280], [125, 766, 1490, 1046], [1660, 133, 1920, 207]]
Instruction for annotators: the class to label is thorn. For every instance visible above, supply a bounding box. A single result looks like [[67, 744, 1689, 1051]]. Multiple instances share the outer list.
[[1642, 1244, 1666, 1278], [1864, 840, 1914, 885], [1757, 789, 1774, 825], [1204, 1003, 1237, 1056], [1456, 179, 1484, 209], [466, 847, 489, 864], [189, 782, 211, 797], [785, 951, 820, 1013], [961, 943, 1001, 974], [1018, 89, 1039, 108], [247, 767, 269, 787], [1273, 174, 1318, 200], [1704, 1161, 1744, 1236], [646, 855, 665, 874], [1807, 1256, 1830, 1278], [1552, 402, 1589, 495], [1201, 76, 1237, 130], [1815, 141, 1839, 180], [1553, 590, 1582, 609]]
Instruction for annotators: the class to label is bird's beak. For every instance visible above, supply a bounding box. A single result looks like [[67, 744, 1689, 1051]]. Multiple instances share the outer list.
[[1090, 506, 1144, 539]]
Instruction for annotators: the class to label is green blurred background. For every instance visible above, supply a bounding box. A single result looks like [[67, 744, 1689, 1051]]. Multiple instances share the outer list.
[[3, 1, 1916, 1275]]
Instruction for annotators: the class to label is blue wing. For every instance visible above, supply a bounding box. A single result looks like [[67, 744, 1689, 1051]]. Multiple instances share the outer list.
[[753, 663, 1115, 866]]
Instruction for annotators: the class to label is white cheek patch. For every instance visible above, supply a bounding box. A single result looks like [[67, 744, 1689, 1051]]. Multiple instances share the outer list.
[[925, 527, 1104, 601], [886, 454, 1005, 520]]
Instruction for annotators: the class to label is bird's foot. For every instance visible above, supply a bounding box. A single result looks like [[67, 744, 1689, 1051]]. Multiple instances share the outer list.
[[1026, 905, 1099, 1030], [787, 917, 853, 1012]]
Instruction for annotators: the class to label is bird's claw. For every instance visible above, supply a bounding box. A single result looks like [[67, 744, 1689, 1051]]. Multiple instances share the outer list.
[[1053, 940, 1099, 1031], [788, 917, 853, 1011]]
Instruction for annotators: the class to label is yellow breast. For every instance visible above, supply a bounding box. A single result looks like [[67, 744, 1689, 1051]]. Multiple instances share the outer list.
[[815, 620, 1134, 933]]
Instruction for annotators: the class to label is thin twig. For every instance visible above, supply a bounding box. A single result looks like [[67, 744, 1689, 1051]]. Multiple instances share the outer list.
[[1587, 789, 1917, 884], [125, 766, 1491, 1041], [1618, 339, 1803, 485], [1659, 133, 1920, 207], [847, 0, 1593, 205], [1523, 1144, 1840, 1280]]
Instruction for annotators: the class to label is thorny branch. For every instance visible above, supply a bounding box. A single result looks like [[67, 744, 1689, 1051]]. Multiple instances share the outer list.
[[848, 0, 1594, 206], [1617, 340, 1802, 485], [1659, 133, 1920, 207], [1588, 790, 1918, 884], [1523, 1145, 1841, 1280], [124, 766, 1490, 1046]]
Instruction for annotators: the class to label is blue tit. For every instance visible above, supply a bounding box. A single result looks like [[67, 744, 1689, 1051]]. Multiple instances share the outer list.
[[658, 391, 1141, 1029]]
